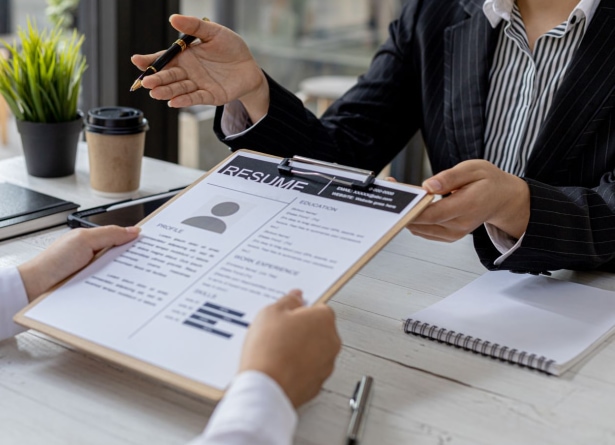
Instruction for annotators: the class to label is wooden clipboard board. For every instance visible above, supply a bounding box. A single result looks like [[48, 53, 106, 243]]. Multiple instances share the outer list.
[[14, 149, 433, 401]]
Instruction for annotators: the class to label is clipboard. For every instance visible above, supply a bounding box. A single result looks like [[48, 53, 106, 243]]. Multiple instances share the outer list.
[[14, 149, 433, 401]]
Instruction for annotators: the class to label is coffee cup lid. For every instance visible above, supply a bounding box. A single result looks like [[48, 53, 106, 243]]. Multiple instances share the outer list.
[[85, 107, 149, 135]]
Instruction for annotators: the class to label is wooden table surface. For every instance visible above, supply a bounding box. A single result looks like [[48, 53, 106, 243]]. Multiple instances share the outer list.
[[2, 147, 615, 444]]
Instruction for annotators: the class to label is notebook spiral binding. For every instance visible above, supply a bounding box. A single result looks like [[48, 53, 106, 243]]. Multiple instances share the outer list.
[[403, 318, 555, 374]]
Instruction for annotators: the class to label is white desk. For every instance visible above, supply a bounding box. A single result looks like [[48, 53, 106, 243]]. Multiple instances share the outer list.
[[2, 149, 615, 444]]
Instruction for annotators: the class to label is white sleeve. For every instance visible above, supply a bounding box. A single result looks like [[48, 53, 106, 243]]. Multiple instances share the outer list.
[[0, 267, 29, 341], [220, 100, 267, 141], [484, 223, 526, 266], [187, 370, 297, 445]]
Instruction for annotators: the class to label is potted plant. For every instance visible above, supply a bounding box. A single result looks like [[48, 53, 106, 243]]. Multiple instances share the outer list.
[[0, 19, 87, 177]]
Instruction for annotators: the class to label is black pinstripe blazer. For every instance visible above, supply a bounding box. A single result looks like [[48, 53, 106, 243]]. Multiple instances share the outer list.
[[215, 0, 615, 273]]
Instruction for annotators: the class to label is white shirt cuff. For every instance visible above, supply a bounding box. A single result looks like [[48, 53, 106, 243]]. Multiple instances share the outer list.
[[0, 267, 29, 341], [220, 100, 267, 140], [484, 223, 526, 266], [188, 370, 297, 445]]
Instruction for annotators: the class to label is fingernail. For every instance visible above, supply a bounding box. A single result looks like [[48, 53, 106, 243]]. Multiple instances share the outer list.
[[126, 226, 141, 234], [423, 179, 442, 193]]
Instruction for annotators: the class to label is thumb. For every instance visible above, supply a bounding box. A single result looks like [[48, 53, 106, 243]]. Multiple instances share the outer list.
[[86, 226, 141, 252], [422, 163, 476, 195], [169, 14, 220, 43], [274, 289, 305, 311], [131, 51, 165, 71], [422, 174, 445, 194]]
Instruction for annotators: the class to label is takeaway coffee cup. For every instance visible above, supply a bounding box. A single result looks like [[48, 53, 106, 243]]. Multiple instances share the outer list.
[[84, 107, 149, 198]]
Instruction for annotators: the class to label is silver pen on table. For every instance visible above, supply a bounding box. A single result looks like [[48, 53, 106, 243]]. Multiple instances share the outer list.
[[346, 375, 374, 445]]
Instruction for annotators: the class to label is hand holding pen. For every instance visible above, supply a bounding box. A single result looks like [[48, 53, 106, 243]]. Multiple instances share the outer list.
[[130, 14, 270, 123], [130, 17, 209, 91]]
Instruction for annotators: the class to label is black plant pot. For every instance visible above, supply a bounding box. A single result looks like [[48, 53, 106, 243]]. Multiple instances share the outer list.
[[16, 111, 84, 178]]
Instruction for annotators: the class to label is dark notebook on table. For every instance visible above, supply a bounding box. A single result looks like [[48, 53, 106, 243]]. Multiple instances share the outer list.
[[0, 182, 79, 241]]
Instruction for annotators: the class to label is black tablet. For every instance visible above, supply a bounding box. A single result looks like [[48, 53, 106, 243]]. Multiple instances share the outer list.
[[67, 187, 186, 228]]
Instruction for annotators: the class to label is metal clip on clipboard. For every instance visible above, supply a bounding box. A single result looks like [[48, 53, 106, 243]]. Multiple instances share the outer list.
[[277, 156, 376, 190]]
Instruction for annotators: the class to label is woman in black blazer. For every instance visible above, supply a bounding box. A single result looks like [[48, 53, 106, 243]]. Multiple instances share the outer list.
[[132, 0, 615, 273]]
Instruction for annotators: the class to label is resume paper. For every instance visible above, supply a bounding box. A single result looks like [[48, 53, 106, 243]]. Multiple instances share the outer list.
[[23, 151, 427, 392]]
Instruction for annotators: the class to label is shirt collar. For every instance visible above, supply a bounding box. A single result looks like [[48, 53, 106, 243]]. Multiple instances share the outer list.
[[483, 0, 600, 29]]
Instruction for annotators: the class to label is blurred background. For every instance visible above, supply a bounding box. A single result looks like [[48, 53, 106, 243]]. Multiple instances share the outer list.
[[1, 0, 423, 181]]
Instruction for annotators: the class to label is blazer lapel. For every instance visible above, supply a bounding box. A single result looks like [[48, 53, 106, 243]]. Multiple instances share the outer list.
[[526, 0, 615, 181], [443, 0, 499, 164]]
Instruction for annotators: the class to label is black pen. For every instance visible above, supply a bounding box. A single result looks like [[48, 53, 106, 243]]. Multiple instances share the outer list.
[[130, 17, 209, 92], [346, 375, 373, 445]]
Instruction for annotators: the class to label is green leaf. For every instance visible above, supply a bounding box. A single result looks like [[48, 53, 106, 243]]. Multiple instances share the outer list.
[[0, 16, 87, 123]]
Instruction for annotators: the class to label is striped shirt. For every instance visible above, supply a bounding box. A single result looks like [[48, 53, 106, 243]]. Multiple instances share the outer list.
[[483, 0, 598, 176]]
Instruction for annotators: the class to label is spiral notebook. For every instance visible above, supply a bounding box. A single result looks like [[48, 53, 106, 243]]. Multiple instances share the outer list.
[[403, 271, 615, 375]]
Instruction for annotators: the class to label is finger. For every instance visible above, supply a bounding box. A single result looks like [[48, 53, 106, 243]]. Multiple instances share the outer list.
[[147, 77, 216, 106], [411, 198, 461, 225], [422, 160, 486, 195], [406, 224, 461, 242], [130, 51, 166, 71], [168, 89, 217, 108], [411, 199, 481, 234], [274, 290, 305, 311], [308, 305, 341, 353], [142, 67, 191, 91], [169, 14, 222, 44], [80, 226, 140, 252], [385, 176, 397, 182], [310, 303, 337, 323]]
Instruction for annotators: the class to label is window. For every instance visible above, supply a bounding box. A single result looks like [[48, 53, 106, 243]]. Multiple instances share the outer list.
[[233, 0, 402, 91]]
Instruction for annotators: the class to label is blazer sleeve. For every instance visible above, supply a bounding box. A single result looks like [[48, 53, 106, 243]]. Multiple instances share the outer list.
[[474, 175, 615, 273], [214, 3, 424, 174]]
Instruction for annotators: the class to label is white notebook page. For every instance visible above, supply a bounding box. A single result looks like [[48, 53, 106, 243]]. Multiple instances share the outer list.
[[408, 271, 615, 373]]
